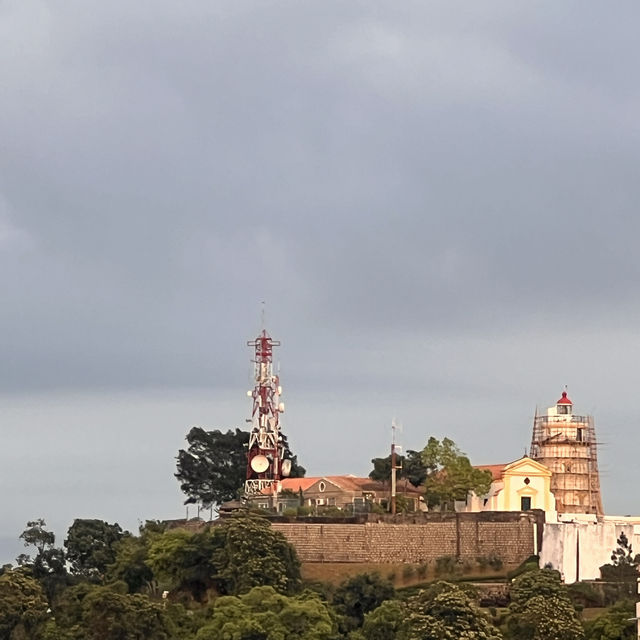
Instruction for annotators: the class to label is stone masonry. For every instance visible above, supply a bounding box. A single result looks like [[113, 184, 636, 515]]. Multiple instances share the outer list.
[[271, 511, 541, 565]]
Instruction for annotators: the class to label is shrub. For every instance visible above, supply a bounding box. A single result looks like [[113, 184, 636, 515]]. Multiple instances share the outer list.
[[402, 565, 416, 581], [487, 552, 503, 571], [435, 555, 458, 577]]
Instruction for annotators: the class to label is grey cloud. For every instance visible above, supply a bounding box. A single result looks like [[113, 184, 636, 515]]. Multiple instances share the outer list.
[[1, 2, 640, 559]]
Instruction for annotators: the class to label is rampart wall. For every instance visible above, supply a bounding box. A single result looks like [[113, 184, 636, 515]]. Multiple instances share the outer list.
[[541, 518, 640, 583], [271, 511, 542, 565]]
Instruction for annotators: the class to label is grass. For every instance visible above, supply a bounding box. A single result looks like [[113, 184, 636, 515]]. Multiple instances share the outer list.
[[301, 562, 514, 587], [581, 607, 608, 621]]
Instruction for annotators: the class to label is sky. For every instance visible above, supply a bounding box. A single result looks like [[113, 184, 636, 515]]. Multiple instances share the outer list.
[[1, 1, 640, 563]]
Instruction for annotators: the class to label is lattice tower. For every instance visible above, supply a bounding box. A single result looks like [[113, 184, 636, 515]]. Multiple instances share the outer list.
[[244, 329, 288, 497]]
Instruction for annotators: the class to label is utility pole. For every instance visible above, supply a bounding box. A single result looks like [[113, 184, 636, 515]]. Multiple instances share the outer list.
[[390, 420, 402, 515]]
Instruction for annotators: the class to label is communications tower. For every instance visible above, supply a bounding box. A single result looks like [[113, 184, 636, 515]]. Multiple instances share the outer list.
[[244, 329, 291, 496], [529, 390, 603, 516]]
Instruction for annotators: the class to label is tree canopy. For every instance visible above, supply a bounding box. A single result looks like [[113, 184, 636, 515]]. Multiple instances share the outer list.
[[175, 427, 306, 507], [369, 449, 427, 487], [64, 519, 124, 579], [146, 514, 301, 599], [507, 569, 584, 640], [584, 600, 636, 640], [0, 570, 49, 640], [195, 586, 335, 640], [404, 581, 502, 640], [355, 599, 410, 640], [332, 572, 395, 633], [17, 519, 67, 602], [212, 514, 301, 596], [421, 437, 493, 510]]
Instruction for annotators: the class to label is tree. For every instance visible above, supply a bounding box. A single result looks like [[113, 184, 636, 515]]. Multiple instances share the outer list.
[[64, 519, 125, 579], [106, 521, 166, 594], [195, 586, 335, 640], [356, 599, 410, 640], [369, 450, 427, 487], [404, 581, 502, 640], [17, 519, 67, 602], [147, 515, 301, 600], [19, 519, 55, 555], [585, 600, 636, 640], [106, 534, 155, 594], [332, 572, 395, 633], [420, 437, 493, 511], [176, 427, 305, 508], [147, 529, 219, 601], [510, 567, 568, 606], [212, 514, 301, 596], [506, 569, 583, 640], [81, 585, 171, 640], [599, 531, 640, 601], [54, 581, 174, 640], [176, 428, 249, 507], [0, 569, 49, 639], [506, 595, 584, 640]]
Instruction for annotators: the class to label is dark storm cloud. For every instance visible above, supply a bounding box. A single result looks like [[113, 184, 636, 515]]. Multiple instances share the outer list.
[[1, 0, 640, 394]]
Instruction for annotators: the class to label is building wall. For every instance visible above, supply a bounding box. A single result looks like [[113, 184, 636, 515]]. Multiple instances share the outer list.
[[462, 458, 557, 522], [540, 518, 640, 583], [271, 512, 540, 565]]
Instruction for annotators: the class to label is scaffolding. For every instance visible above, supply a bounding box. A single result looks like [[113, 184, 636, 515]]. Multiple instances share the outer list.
[[530, 394, 603, 516]]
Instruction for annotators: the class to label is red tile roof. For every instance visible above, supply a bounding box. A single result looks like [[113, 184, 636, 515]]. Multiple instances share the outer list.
[[261, 475, 422, 495], [475, 464, 507, 481]]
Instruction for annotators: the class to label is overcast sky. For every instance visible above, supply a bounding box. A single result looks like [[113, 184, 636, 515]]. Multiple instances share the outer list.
[[1, 1, 639, 563]]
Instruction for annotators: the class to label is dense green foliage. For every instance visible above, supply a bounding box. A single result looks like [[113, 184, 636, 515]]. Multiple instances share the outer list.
[[369, 450, 427, 487], [213, 514, 301, 595], [420, 437, 493, 510], [64, 519, 124, 579], [506, 569, 584, 640], [370, 437, 492, 511], [17, 519, 67, 602], [176, 427, 305, 507], [7, 515, 637, 640], [404, 581, 502, 639], [196, 586, 335, 640], [354, 599, 410, 640], [584, 600, 636, 640], [0, 570, 49, 639], [332, 572, 395, 633], [176, 428, 251, 507]]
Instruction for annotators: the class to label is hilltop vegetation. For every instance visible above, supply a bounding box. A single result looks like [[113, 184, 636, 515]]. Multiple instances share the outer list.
[[1, 513, 636, 640]]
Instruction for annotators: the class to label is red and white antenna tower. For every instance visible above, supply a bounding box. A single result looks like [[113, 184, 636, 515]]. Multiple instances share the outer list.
[[244, 328, 289, 496]]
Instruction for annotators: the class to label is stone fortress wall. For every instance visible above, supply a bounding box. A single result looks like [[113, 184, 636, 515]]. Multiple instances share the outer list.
[[270, 511, 543, 565]]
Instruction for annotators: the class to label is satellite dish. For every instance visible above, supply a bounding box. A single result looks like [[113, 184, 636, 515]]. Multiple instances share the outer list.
[[281, 459, 292, 477], [250, 455, 269, 473]]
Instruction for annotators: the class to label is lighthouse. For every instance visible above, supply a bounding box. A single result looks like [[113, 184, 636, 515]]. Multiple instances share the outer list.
[[529, 390, 603, 516]]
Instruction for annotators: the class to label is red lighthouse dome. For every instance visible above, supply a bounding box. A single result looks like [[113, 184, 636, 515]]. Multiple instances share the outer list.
[[557, 391, 572, 405]]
